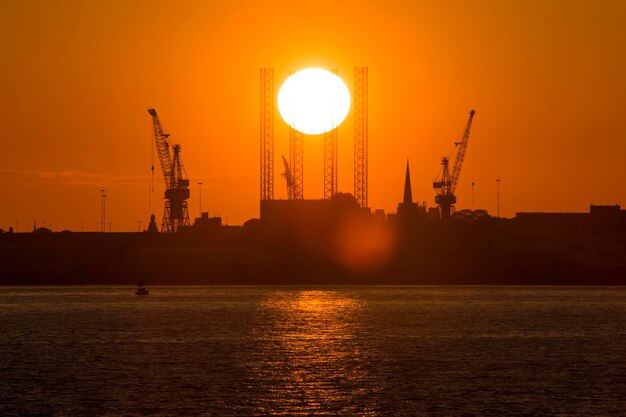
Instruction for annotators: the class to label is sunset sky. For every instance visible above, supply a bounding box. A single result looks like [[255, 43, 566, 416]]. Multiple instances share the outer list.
[[1, 0, 625, 231]]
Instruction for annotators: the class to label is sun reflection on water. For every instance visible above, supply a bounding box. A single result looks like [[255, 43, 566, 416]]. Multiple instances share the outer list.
[[245, 290, 381, 415]]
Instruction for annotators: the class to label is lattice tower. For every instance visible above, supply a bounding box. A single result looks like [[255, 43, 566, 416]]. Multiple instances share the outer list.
[[260, 68, 274, 201], [354, 67, 369, 208], [289, 126, 304, 199], [324, 127, 338, 200], [324, 69, 339, 200]]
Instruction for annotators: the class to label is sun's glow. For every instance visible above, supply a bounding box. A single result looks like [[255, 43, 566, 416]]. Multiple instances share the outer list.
[[278, 68, 351, 135]]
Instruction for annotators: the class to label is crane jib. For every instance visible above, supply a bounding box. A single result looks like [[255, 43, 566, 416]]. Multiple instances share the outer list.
[[450, 110, 475, 195]]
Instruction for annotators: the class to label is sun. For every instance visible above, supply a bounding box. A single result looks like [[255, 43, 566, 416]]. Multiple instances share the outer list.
[[277, 68, 351, 135]]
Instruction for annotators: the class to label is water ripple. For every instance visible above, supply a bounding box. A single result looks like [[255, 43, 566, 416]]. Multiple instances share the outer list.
[[0, 286, 624, 416]]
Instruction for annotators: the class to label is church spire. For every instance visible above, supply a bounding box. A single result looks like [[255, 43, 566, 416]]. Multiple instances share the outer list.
[[403, 159, 413, 204]]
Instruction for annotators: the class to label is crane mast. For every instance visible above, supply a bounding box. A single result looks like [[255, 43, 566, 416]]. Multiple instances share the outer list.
[[281, 155, 300, 200], [148, 108, 190, 232], [433, 110, 476, 220]]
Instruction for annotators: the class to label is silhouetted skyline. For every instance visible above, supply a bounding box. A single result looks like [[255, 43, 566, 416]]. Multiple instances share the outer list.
[[1, 1, 625, 231]]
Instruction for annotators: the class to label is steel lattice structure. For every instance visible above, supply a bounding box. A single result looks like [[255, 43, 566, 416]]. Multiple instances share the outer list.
[[289, 126, 304, 199], [323, 127, 337, 200], [354, 67, 369, 208], [323, 69, 339, 200], [260, 68, 274, 201]]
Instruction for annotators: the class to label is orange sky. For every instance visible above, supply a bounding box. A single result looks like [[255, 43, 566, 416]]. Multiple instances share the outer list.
[[1, 0, 625, 231]]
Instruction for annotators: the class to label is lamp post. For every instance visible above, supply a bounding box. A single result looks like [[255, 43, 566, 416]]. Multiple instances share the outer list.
[[198, 182, 203, 216], [496, 179, 501, 218], [100, 189, 106, 232]]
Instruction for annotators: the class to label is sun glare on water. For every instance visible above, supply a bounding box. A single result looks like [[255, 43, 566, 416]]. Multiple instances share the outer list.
[[278, 68, 351, 135]]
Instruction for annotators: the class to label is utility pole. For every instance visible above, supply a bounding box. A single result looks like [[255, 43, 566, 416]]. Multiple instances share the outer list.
[[471, 181, 475, 204], [496, 179, 501, 218], [100, 189, 106, 232], [198, 182, 203, 216]]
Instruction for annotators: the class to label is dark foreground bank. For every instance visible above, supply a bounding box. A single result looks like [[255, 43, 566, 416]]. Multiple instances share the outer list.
[[1, 223, 624, 285]]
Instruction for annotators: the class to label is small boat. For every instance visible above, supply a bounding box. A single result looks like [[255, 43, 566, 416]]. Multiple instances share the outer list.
[[135, 283, 149, 296]]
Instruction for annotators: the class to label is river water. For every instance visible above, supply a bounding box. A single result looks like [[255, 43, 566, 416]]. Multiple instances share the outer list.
[[0, 286, 624, 416]]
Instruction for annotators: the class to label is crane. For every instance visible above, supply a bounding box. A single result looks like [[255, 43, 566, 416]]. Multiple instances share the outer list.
[[433, 110, 476, 220], [281, 155, 301, 200], [148, 108, 190, 232]]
